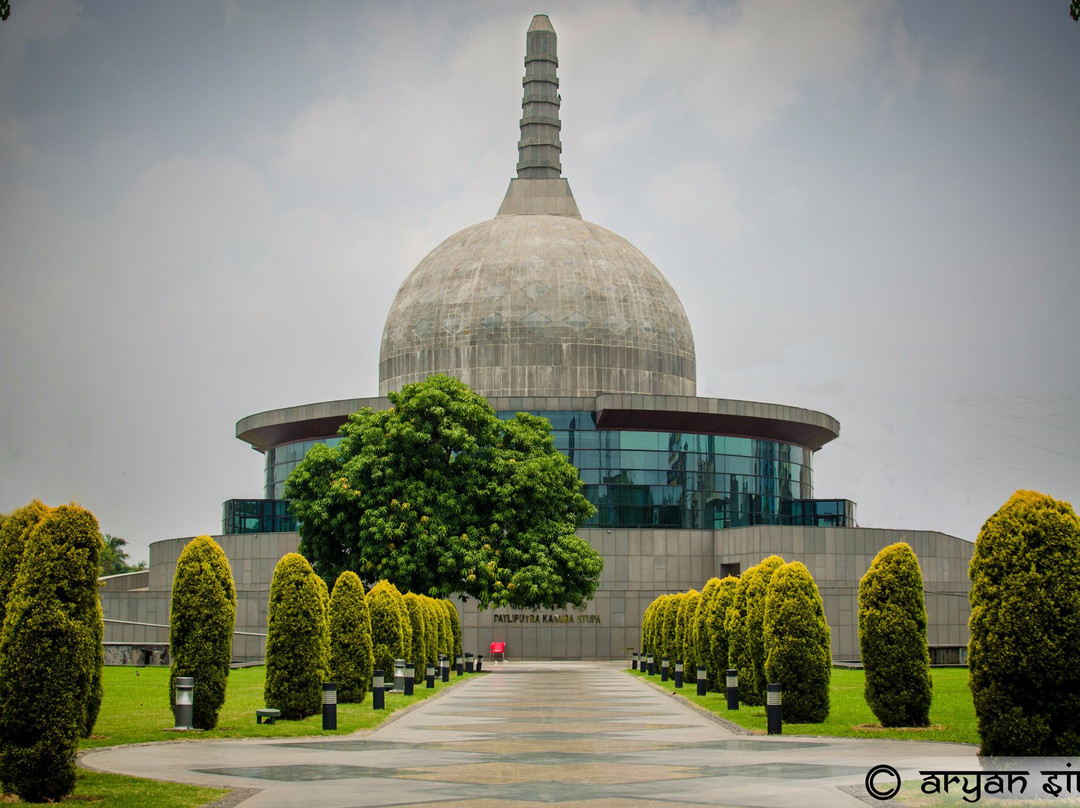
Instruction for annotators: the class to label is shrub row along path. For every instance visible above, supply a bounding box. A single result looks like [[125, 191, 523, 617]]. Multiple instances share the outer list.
[[82, 662, 977, 808]]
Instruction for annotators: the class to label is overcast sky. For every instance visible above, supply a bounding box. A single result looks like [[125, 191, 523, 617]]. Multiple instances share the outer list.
[[2, 1, 1078, 565]]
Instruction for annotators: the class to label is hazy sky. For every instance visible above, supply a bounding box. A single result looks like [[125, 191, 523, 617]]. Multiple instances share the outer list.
[[2, 1, 1078, 565]]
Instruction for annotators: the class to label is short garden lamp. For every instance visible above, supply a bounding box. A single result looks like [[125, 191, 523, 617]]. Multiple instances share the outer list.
[[404, 662, 415, 696], [674, 659, 684, 688], [394, 658, 406, 692], [173, 676, 194, 730], [322, 682, 337, 731], [726, 669, 739, 710], [425, 662, 436, 689], [465, 653, 474, 673], [456, 654, 464, 676], [631, 651, 638, 671], [696, 666, 707, 696], [660, 657, 670, 683], [372, 670, 385, 710], [476, 654, 483, 672]]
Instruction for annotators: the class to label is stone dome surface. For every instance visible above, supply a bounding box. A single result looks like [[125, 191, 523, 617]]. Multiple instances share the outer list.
[[378, 214, 696, 398]]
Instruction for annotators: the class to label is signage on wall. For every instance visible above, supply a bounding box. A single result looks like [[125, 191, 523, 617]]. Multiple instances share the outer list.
[[492, 612, 602, 625]]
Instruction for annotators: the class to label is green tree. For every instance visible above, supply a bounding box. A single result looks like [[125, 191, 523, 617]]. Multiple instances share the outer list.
[[286, 375, 600, 609], [367, 580, 409, 676], [859, 542, 932, 727], [0, 500, 49, 632], [763, 561, 831, 723], [746, 555, 785, 703], [725, 567, 757, 705], [661, 593, 682, 662], [402, 593, 428, 675], [676, 589, 700, 672], [168, 536, 236, 730], [264, 553, 329, 720], [641, 597, 659, 658], [0, 504, 102, 802], [99, 534, 145, 577], [329, 571, 374, 702], [968, 490, 1080, 755]]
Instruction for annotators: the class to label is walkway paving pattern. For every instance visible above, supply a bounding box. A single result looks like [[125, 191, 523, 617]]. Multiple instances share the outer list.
[[82, 663, 978, 807]]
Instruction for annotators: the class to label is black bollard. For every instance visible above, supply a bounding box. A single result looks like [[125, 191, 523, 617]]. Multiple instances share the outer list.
[[660, 657, 670, 683], [404, 663, 415, 696], [631, 651, 638, 671], [466, 653, 474, 673], [441, 654, 450, 683], [696, 666, 707, 696], [476, 654, 483, 672], [726, 669, 739, 710], [647, 654, 654, 676], [322, 682, 338, 730], [767, 683, 782, 734], [372, 670, 385, 710], [425, 663, 435, 689], [674, 659, 684, 688], [456, 655, 464, 676]]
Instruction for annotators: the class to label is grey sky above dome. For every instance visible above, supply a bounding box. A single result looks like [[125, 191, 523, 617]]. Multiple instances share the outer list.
[[379, 15, 696, 398]]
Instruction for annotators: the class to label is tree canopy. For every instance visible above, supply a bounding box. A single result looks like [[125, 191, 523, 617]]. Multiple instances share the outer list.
[[285, 375, 601, 609]]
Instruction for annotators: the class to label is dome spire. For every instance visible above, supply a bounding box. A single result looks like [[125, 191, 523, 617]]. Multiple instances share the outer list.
[[497, 14, 581, 217]]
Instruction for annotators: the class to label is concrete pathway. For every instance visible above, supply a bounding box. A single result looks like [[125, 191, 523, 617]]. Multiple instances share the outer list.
[[82, 662, 978, 807]]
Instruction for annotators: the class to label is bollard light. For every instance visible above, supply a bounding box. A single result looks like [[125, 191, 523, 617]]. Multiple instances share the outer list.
[[660, 657, 670, 683], [726, 669, 739, 710], [440, 654, 450, 683], [372, 670, 385, 710], [456, 655, 464, 676], [674, 660, 684, 688], [476, 654, 483, 672], [404, 662, 415, 696], [696, 666, 707, 696], [647, 654, 654, 676], [767, 683, 782, 735], [425, 663, 436, 689], [322, 682, 338, 730], [394, 658, 406, 692], [173, 676, 194, 730], [631, 651, 638, 671], [465, 653, 474, 674]]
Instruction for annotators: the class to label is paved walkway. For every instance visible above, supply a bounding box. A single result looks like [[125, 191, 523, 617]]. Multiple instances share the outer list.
[[82, 663, 978, 807]]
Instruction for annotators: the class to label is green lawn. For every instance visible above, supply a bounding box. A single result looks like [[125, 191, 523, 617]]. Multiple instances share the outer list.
[[630, 666, 979, 745], [84, 664, 470, 748], [4, 770, 228, 808]]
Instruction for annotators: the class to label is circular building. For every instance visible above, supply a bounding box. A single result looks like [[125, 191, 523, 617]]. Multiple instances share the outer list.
[[102, 15, 974, 669]]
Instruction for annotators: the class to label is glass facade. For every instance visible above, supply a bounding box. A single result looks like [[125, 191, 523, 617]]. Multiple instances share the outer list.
[[264, 437, 342, 499], [258, 410, 855, 531], [222, 498, 296, 535]]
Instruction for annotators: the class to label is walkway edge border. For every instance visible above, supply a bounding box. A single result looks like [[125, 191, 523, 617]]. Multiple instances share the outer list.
[[623, 669, 757, 736]]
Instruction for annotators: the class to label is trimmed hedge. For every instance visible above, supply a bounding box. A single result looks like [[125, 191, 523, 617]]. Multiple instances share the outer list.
[[420, 597, 439, 665], [676, 589, 700, 672], [725, 568, 757, 704], [746, 555, 785, 703], [0, 501, 50, 634], [703, 576, 738, 690], [329, 571, 374, 702], [661, 593, 682, 662], [692, 579, 720, 684], [169, 535, 237, 730], [763, 561, 831, 723], [859, 542, 932, 727], [969, 490, 1080, 755], [444, 599, 462, 659], [367, 580, 409, 676], [0, 504, 102, 802], [265, 553, 330, 720], [402, 594, 427, 674], [435, 597, 453, 658]]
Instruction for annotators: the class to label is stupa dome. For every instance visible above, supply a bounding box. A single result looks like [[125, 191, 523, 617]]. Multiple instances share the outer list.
[[378, 14, 696, 399]]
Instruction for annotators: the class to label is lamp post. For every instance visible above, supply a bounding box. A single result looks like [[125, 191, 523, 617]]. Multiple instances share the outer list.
[[726, 669, 739, 710], [322, 683, 337, 730], [173, 676, 194, 730]]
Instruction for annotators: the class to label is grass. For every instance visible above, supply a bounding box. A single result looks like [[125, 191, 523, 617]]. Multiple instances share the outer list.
[[84, 664, 470, 748], [630, 666, 979, 745], [1, 771, 228, 808]]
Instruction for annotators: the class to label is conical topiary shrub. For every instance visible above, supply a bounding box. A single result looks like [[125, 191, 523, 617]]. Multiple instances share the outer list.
[[169, 535, 237, 730], [265, 553, 329, 719], [859, 542, 932, 727], [367, 580, 408, 677], [329, 571, 374, 702]]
